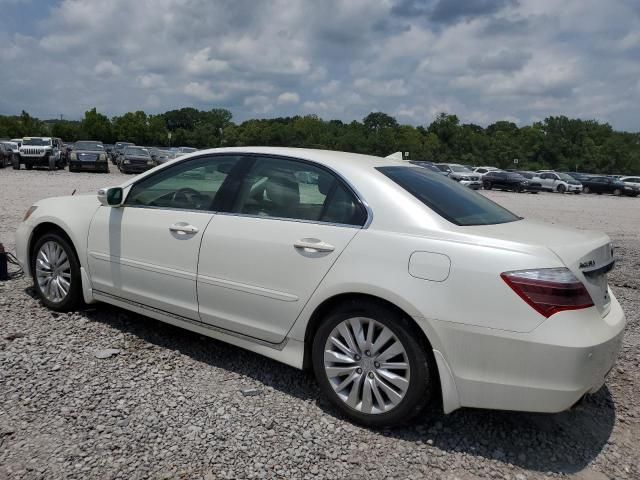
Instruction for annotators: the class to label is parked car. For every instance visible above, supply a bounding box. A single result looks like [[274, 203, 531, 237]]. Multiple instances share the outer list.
[[112, 142, 134, 164], [581, 176, 640, 197], [562, 172, 593, 182], [15, 147, 626, 427], [177, 146, 197, 156], [434, 163, 482, 189], [619, 176, 640, 190], [69, 141, 109, 173], [482, 171, 542, 193], [532, 171, 582, 194], [118, 146, 154, 174], [473, 166, 501, 177], [0, 142, 12, 168], [15, 137, 65, 170], [409, 160, 445, 174]]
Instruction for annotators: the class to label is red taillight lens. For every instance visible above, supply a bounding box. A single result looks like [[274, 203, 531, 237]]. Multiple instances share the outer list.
[[501, 268, 594, 318]]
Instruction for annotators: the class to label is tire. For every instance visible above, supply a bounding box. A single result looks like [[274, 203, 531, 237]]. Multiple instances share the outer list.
[[583, 186, 591, 194], [312, 299, 435, 428], [515, 185, 524, 193], [48, 156, 56, 171], [557, 184, 566, 193], [573, 191, 580, 194], [31, 232, 83, 312], [484, 182, 492, 190], [613, 188, 622, 196], [12, 157, 20, 170]]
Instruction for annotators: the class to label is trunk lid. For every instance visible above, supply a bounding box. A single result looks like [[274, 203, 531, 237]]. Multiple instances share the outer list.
[[464, 219, 614, 317]]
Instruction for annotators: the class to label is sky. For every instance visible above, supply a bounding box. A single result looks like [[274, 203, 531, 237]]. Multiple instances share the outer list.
[[0, 0, 639, 130]]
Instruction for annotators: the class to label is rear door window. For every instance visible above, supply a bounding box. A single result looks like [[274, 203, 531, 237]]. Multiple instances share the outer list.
[[377, 166, 521, 226]]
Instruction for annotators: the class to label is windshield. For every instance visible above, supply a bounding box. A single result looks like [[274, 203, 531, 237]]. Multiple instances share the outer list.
[[116, 142, 133, 149], [377, 166, 521, 226], [22, 138, 51, 146], [125, 147, 150, 156], [557, 173, 576, 181], [450, 165, 472, 173], [74, 142, 103, 151]]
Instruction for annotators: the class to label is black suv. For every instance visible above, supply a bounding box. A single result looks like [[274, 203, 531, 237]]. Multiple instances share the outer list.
[[581, 176, 639, 196], [483, 171, 542, 193]]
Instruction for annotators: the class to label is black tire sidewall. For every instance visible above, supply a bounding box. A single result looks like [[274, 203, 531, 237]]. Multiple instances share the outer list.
[[312, 301, 434, 428], [31, 232, 83, 312]]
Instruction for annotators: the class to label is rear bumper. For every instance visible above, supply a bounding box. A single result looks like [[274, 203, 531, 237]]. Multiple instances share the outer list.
[[567, 184, 583, 193], [426, 290, 625, 413], [460, 180, 482, 189]]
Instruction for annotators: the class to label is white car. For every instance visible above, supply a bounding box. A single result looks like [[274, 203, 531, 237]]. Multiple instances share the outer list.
[[619, 176, 640, 189], [533, 171, 583, 193], [15, 147, 625, 427]]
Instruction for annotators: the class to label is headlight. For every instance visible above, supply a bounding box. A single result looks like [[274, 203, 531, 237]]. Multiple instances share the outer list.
[[147, 159, 154, 166], [124, 159, 130, 164], [70, 152, 77, 160], [99, 153, 106, 161], [23, 205, 38, 222]]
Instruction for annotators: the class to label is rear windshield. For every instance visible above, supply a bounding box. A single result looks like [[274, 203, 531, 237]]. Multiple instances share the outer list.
[[377, 166, 521, 226]]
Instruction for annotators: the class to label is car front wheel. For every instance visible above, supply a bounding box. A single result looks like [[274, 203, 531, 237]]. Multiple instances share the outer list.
[[557, 184, 566, 193], [312, 300, 435, 427], [31, 233, 83, 312]]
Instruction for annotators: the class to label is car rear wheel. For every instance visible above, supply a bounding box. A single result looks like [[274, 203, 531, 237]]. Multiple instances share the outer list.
[[31, 233, 83, 312], [613, 188, 622, 196], [583, 186, 591, 194], [484, 182, 492, 190], [556, 184, 566, 193], [312, 300, 435, 427]]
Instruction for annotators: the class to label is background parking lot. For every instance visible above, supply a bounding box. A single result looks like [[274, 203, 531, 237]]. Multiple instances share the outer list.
[[1, 168, 638, 479]]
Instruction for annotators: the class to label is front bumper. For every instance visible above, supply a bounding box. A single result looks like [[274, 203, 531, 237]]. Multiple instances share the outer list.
[[427, 290, 625, 413], [567, 184, 583, 193], [70, 161, 108, 172], [121, 163, 153, 173], [459, 180, 482, 189]]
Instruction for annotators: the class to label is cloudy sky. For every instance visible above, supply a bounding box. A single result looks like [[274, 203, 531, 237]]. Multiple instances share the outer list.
[[1, 0, 639, 130]]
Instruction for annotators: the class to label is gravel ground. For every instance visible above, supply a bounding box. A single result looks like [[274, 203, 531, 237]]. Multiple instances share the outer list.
[[0, 168, 638, 480]]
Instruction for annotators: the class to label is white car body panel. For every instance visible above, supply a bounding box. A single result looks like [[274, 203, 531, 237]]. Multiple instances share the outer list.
[[14, 147, 626, 416], [620, 176, 640, 189]]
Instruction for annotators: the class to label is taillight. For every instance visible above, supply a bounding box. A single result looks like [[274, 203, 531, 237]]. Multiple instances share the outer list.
[[501, 267, 594, 318]]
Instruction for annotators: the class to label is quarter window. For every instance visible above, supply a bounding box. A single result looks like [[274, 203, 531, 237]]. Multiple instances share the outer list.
[[231, 156, 367, 226], [125, 155, 240, 211]]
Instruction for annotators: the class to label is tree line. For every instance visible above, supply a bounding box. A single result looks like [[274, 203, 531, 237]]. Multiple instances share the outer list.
[[1, 108, 638, 174]]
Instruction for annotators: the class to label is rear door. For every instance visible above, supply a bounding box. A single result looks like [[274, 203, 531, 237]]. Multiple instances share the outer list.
[[196, 155, 369, 343]]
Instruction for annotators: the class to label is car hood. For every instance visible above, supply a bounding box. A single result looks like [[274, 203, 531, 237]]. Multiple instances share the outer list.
[[464, 219, 613, 317], [124, 155, 151, 161]]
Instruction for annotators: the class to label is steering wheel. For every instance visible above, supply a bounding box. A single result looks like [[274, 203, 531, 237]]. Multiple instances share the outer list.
[[171, 187, 204, 208]]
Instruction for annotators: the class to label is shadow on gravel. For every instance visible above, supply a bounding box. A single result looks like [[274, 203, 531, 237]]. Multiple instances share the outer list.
[[79, 300, 615, 476]]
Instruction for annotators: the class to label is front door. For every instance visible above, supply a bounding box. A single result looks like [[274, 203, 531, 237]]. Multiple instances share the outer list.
[[197, 155, 369, 343], [87, 154, 241, 319]]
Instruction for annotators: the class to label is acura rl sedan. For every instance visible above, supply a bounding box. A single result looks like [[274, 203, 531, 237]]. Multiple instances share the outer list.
[[15, 147, 625, 427]]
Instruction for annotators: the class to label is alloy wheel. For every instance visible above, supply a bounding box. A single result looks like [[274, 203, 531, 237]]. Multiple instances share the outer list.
[[323, 317, 410, 414], [35, 240, 72, 303]]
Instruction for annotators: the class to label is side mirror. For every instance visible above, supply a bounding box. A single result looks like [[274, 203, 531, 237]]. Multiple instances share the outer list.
[[98, 187, 124, 207]]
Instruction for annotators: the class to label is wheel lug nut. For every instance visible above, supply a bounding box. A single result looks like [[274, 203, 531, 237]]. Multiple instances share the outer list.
[[365, 350, 371, 357], [368, 372, 374, 378], [354, 355, 361, 361], [356, 368, 363, 374], [374, 362, 380, 369]]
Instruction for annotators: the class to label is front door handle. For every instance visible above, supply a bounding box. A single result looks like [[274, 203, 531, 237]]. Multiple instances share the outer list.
[[294, 238, 335, 253], [169, 223, 199, 235]]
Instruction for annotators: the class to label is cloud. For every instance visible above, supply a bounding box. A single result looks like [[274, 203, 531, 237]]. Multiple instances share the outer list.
[[277, 92, 300, 105], [0, 0, 639, 131], [94, 60, 121, 77]]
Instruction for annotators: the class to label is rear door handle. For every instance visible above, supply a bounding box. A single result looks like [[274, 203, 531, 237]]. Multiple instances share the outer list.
[[294, 238, 335, 253], [169, 223, 199, 235]]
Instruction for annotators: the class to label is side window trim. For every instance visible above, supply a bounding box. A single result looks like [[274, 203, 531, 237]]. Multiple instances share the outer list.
[[123, 152, 372, 227]]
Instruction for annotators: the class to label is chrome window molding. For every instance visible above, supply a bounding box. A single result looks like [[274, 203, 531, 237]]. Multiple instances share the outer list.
[[121, 151, 374, 229]]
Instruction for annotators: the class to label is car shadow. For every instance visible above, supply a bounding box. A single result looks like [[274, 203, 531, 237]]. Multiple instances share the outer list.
[[75, 300, 615, 476]]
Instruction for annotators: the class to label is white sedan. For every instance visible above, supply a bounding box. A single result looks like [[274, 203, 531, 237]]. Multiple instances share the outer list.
[[15, 147, 625, 427]]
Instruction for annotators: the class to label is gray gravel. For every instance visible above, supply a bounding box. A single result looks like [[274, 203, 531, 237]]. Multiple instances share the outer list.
[[0, 168, 638, 479]]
